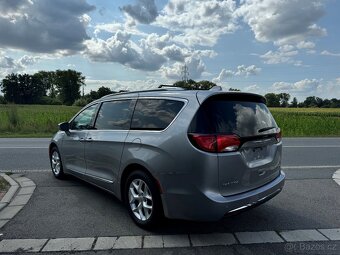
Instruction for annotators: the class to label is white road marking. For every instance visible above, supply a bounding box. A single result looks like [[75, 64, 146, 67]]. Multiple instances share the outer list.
[[0, 147, 47, 149], [283, 145, 340, 148], [282, 165, 340, 169], [0, 169, 50, 173], [1, 145, 340, 149]]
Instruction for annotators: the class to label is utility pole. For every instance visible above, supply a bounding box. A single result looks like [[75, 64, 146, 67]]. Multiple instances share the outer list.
[[181, 64, 189, 83]]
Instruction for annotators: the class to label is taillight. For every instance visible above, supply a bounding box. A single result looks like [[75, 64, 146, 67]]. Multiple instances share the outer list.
[[216, 135, 240, 152], [275, 129, 282, 143], [189, 134, 216, 152], [189, 134, 240, 153]]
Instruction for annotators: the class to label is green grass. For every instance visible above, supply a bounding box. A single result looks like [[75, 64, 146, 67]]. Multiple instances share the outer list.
[[0, 105, 339, 137], [270, 108, 340, 137], [0, 104, 80, 137], [0, 176, 10, 192]]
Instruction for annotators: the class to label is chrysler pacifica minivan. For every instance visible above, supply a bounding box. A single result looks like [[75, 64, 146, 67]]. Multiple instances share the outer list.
[[49, 86, 285, 227]]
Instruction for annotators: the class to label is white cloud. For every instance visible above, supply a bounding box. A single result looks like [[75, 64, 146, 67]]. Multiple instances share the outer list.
[[0, 0, 95, 54], [94, 20, 148, 37], [297, 41, 315, 49], [234, 65, 261, 76], [260, 49, 299, 65], [161, 54, 206, 80], [120, 0, 158, 24], [85, 79, 160, 93], [269, 78, 340, 99], [236, 0, 326, 45], [212, 65, 261, 83], [85, 28, 215, 75], [212, 69, 234, 83], [84, 30, 166, 71], [155, 0, 238, 47], [272, 79, 321, 94], [244, 84, 260, 92], [0, 52, 39, 78], [321, 50, 340, 57]]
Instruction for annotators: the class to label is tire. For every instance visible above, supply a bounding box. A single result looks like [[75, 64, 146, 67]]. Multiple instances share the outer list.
[[50, 147, 65, 179], [125, 170, 163, 228]]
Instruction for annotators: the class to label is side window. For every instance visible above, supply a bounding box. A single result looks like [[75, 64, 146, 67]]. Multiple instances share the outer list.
[[131, 99, 184, 130], [70, 104, 97, 130], [94, 100, 134, 130]]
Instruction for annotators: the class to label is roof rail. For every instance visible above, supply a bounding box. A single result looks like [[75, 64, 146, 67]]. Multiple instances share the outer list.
[[158, 85, 185, 90]]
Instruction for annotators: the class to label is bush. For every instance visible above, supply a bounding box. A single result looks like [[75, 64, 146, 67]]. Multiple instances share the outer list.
[[39, 96, 62, 105], [0, 95, 7, 104], [73, 97, 91, 107]]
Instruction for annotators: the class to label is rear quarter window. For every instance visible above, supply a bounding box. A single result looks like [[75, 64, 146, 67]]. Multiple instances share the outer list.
[[131, 99, 184, 130]]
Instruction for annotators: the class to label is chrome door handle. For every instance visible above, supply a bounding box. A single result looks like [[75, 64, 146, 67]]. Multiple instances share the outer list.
[[86, 137, 93, 142]]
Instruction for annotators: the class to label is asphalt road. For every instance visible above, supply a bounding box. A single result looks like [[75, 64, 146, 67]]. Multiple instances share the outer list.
[[0, 137, 339, 254], [1, 137, 340, 170]]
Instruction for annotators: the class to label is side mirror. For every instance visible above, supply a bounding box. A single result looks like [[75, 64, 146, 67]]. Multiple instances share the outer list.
[[59, 122, 70, 132]]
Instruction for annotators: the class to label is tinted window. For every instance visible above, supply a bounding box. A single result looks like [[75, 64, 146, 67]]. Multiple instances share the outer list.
[[71, 104, 97, 130], [95, 100, 134, 130], [189, 98, 278, 137], [131, 99, 184, 130]]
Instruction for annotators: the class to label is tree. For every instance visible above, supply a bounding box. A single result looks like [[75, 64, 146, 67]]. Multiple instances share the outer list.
[[173, 79, 216, 90], [97, 86, 113, 98], [0, 95, 6, 104], [195, 80, 216, 90], [304, 96, 318, 107], [264, 93, 280, 107], [279, 93, 290, 107], [55, 69, 84, 105], [0, 73, 46, 104], [1, 73, 19, 103], [290, 97, 298, 108], [229, 88, 241, 91], [34, 71, 56, 98]]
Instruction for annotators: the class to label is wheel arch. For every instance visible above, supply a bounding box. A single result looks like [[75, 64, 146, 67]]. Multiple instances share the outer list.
[[120, 163, 162, 203], [49, 142, 58, 158]]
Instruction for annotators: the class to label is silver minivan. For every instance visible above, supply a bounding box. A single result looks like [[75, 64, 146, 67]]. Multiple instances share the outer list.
[[49, 87, 285, 228]]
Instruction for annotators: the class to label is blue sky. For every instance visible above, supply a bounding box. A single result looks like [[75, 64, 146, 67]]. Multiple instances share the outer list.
[[0, 0, 339, 101]]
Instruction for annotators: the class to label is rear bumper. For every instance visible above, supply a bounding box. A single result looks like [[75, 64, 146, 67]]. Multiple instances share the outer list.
[[161, 171, 285, 221]]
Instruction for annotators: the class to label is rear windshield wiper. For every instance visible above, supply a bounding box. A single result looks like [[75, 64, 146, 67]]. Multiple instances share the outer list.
[[258, 126, 277, 133]]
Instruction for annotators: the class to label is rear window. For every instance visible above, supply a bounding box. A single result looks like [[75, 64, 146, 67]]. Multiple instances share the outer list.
[[189, 97, 278, 137], [131, 99, 184, 130]]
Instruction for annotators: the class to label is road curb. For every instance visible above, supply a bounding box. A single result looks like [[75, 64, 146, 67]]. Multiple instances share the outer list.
[[332, 169, 340, 186], [0, 174, 19, 211], [0, 174, 36, 229]]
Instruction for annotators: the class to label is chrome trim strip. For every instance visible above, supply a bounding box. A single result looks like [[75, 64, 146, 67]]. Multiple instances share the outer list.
[[84, 173, 114, 184], [227, 188, 282, 213]]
